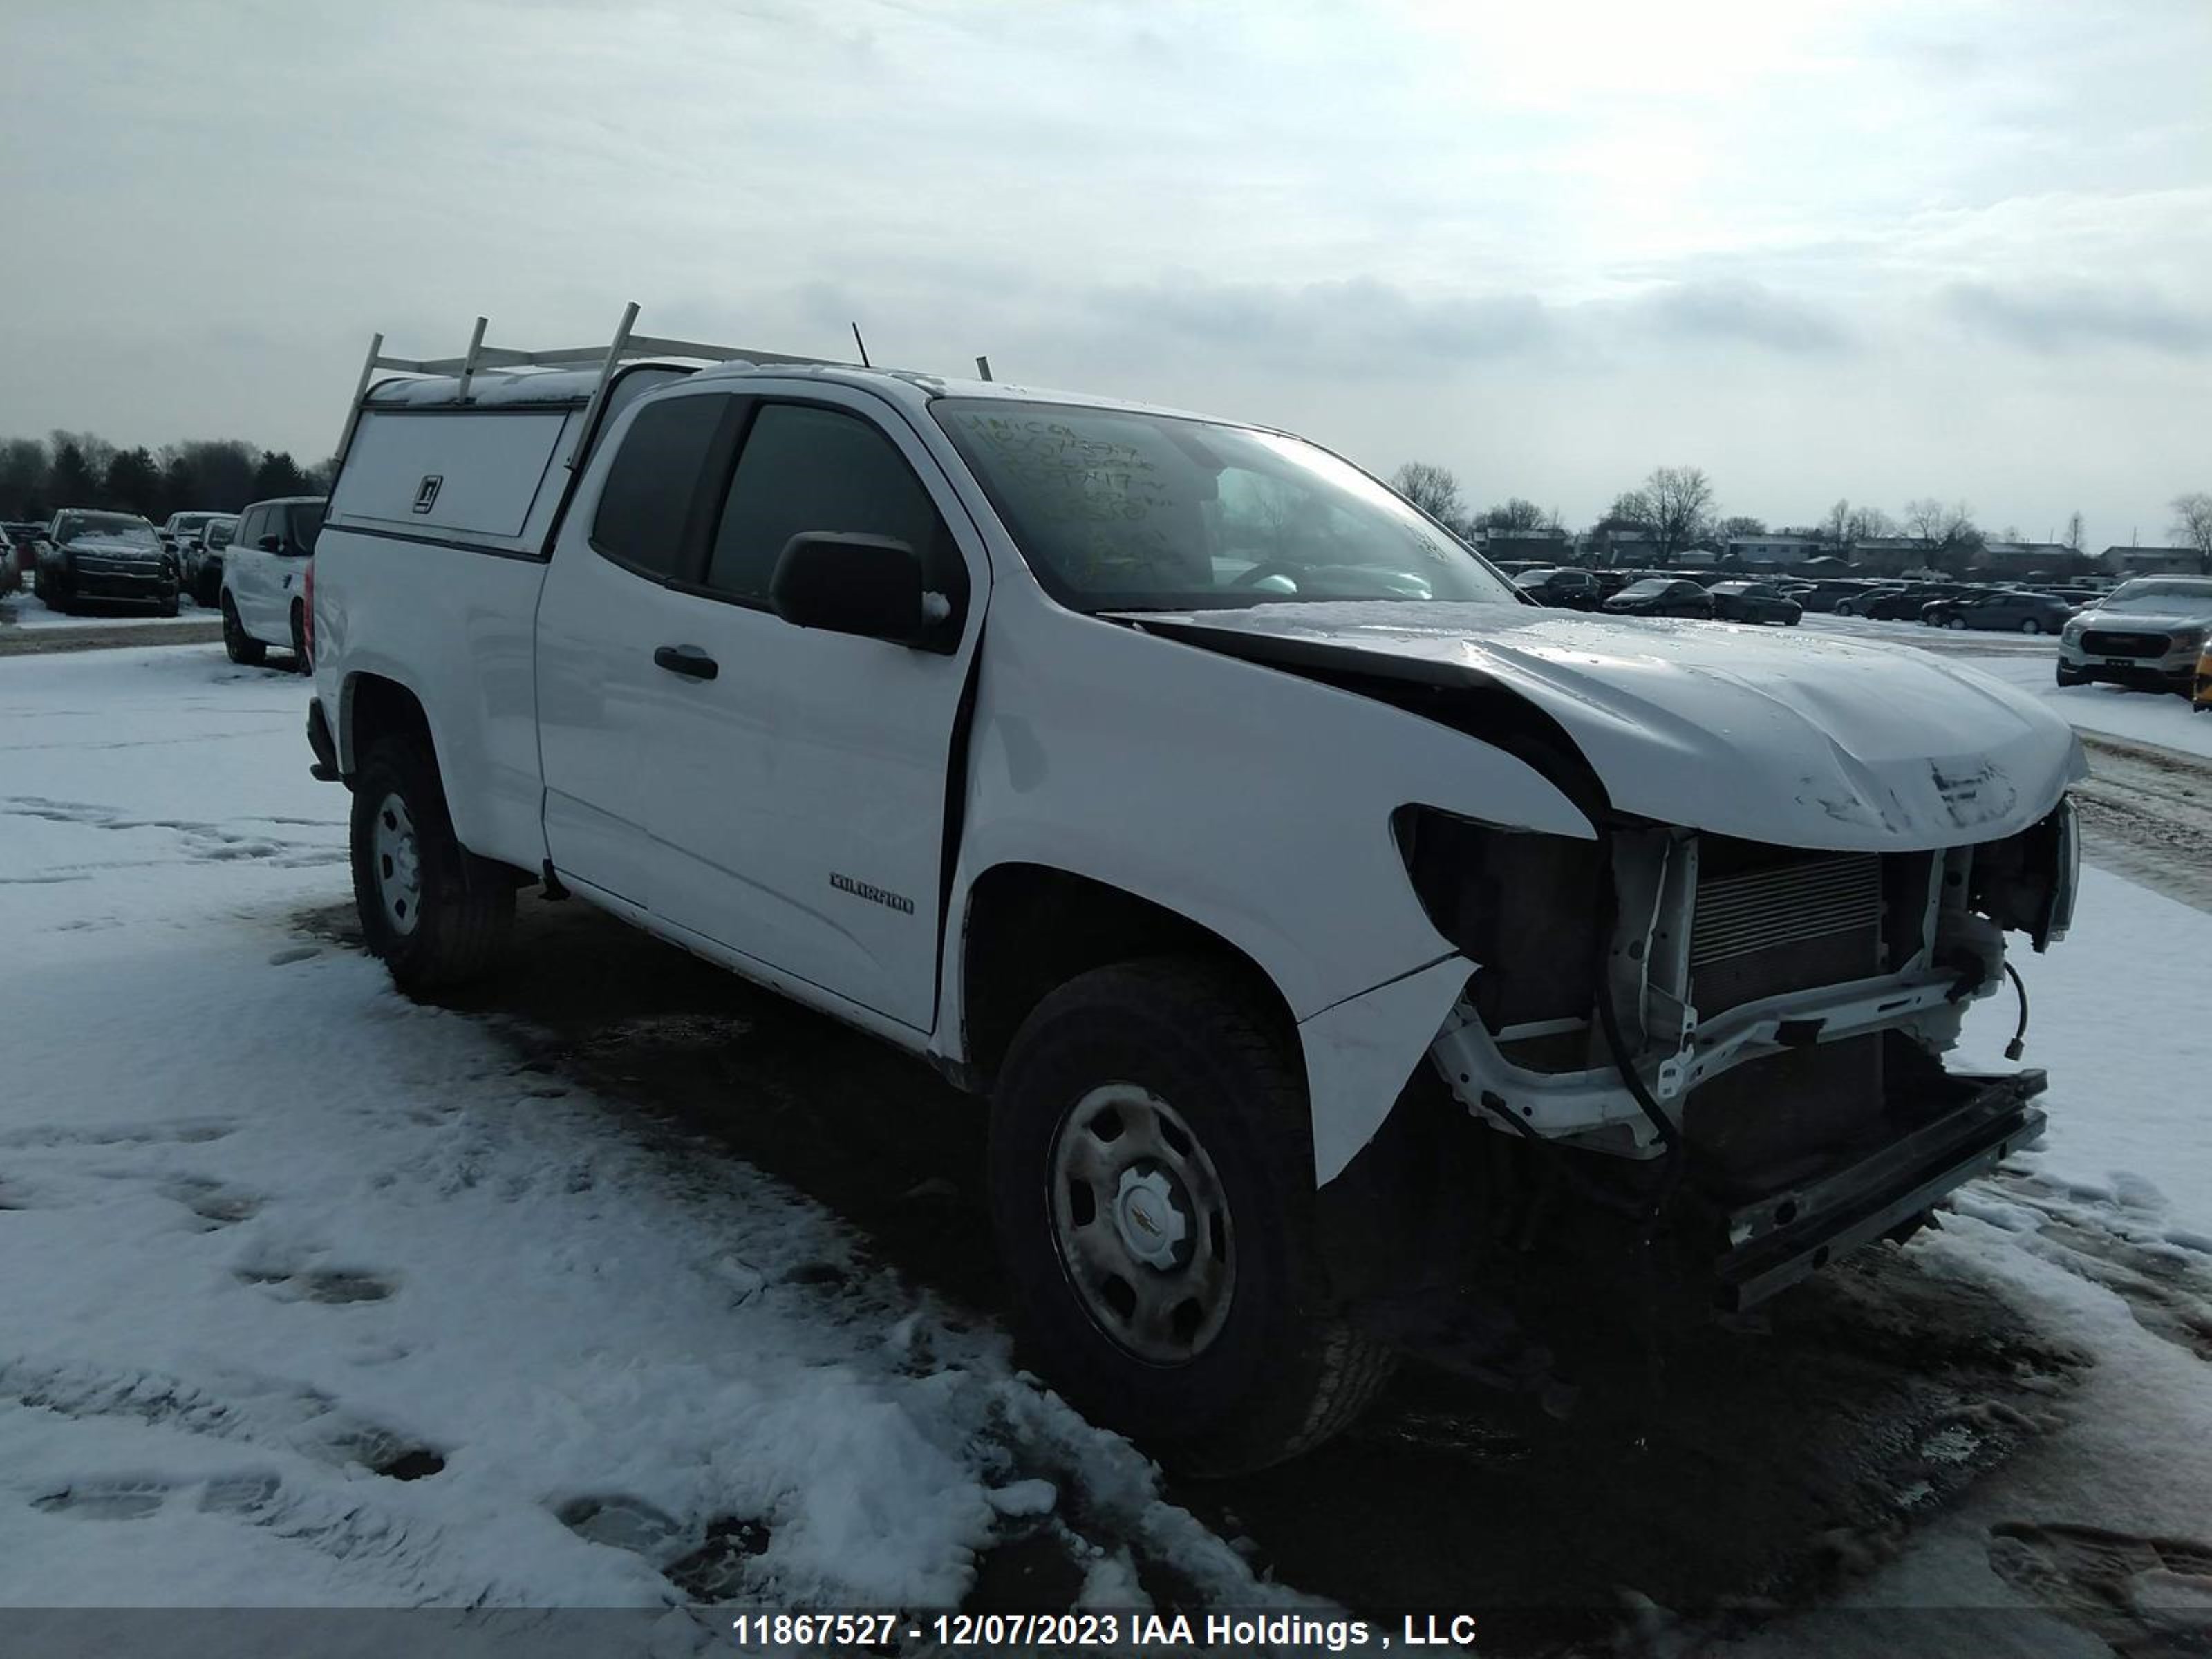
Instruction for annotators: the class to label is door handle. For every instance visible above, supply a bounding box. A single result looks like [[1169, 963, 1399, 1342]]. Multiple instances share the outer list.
[[653, 644, 719, 681]]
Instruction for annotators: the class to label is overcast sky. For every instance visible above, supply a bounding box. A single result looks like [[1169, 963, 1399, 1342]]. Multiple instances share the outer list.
[[3, 0, 2208, 544]]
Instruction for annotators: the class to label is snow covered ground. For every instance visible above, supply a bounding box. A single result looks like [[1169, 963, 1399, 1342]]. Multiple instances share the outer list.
[[0, 647, 1279, 1638], [3, 641, 2210, 1652]]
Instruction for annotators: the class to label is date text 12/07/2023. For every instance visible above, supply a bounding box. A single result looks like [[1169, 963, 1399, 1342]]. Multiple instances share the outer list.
[[725, 1611, 1481, 1650]]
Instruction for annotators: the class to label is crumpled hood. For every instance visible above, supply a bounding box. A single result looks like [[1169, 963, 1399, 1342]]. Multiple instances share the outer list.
[[1128, 601, 2086, 851]]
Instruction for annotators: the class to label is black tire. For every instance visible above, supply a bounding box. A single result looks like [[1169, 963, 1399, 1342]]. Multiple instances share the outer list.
[[349, 735, 515, 995], [2021, 618, 2042, 635], [2055, 664, 2086, 687], [158, 591, 179, 619], [290, 602, 311, 674], [198, 570, 222, 608], [221, 596, 264, 666], [989, 958, 1395, 1475]]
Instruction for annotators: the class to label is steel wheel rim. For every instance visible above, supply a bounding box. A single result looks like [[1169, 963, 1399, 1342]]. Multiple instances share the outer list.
[[1047, 1082, 1235, 1365], [372, 792, 423, 937]]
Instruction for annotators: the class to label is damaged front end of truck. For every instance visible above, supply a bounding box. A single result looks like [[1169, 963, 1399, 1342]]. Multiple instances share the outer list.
[[1136, 606, 2085, 1383], [1405, 799, 2074, 1316]]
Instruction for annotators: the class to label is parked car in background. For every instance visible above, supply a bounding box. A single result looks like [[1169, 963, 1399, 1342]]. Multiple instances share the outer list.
[[1600, 577, 1714, 619], [1789, 579, 1880, 614], [32, 509, 179, 615], [220, 496, 324, 668], [1921, 588, 2077, 634], [160, 509, 228, 559], [183, 514, 238, 607], [1853, 584, 1957, 621], [2057, 577, 2212, 693], [2195, 637, 2212, 713], [1706, 581, 1802, 626], [3, 521, 43, 575], [1513, 567, 1602, 610]]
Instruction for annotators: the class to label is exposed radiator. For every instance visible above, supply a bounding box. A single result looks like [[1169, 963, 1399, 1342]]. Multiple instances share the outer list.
[[1690, 853, 1882, 1014]]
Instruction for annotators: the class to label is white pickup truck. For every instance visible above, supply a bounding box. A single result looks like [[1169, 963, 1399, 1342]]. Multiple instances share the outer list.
[[307, 313, 2083, 1472]]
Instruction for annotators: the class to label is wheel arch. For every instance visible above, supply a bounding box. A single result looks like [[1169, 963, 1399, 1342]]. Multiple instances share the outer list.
[[336, 670, 438, 782], [956, 861, 1300, 1096]]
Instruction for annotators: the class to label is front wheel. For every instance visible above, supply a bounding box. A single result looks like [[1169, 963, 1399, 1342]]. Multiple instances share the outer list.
[[2056, 664, 2086, 687], [221, 596, 265, 666], [348, 736, 515, 995], [989, 959, 1395, 1475], [2021, 618, 2043, 635]]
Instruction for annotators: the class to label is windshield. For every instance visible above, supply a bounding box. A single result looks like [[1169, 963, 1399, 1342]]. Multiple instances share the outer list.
[[2103, 580, 2212, 612], [1620, 579, 1669, 597], [207, 518, 236, 548], [932, 399, 1516, 612], [58, 513, 158, 546]]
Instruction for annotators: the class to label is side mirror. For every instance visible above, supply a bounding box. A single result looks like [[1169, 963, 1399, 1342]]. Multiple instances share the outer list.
[[769, 532, 955, 650], [259, 534, 282, 552]]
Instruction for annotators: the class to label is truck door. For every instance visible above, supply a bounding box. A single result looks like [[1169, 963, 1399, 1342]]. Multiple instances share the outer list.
[[542, 382, 984, 1033], [535, 389, 733, 911]]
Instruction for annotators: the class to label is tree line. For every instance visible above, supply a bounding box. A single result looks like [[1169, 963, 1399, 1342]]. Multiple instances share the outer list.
[[1388, 460, 2212, 577], [0, 431, 337, 526]]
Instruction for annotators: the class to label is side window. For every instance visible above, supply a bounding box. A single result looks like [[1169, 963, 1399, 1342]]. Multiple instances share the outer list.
[[704, 404, 957, 605], [236, 508, 265, 549], [590, 393, 729, 579]]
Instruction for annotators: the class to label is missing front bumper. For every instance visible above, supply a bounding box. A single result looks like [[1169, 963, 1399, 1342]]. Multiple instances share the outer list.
[[1714, 1067, 2046, 1310]]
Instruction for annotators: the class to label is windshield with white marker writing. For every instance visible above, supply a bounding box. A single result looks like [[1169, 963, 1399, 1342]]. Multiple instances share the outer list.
[[932, 399, 1516, 613]]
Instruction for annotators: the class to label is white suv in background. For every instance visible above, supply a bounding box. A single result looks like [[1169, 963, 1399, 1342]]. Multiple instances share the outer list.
[[221, 496, 324, 670], [2057, 576, 2212, 694]]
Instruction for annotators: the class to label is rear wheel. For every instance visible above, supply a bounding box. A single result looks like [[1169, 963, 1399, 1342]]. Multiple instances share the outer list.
[[989, 959, 1395, 1475], [221, 596, 264, 666], [1947, 616, 1968, 630], [348, 735, 514, 995], [2020, 618, 2043, 635]]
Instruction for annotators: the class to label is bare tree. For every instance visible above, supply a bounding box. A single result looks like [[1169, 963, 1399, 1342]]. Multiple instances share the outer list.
[[1639, 465, 1715, 563], [1902, 498, 1985, 575], [1716, 514, 1766, 540], [1477, 496, 1551, 532], [1389, 462, 1463, 527], [2170, 493, 2212, 574], [1844, 504, 1894, 542], [2064, 511, 2085, 554]]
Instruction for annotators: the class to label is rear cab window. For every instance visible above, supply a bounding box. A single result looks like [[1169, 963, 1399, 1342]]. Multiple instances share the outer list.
[[588, 394, 732, 580]]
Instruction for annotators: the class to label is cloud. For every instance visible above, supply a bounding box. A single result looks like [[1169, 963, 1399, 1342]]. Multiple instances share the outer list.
[[1082, 276, 1551, 373], [1941, 282, 2212, 355], [1619, 280, 1855, 353]]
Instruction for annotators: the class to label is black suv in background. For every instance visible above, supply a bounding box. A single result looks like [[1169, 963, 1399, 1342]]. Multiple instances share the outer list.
[[32, 510, 180, 615]]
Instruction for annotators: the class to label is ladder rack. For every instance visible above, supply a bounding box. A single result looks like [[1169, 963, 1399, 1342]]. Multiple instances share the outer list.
[[334, 303, 863, 472]]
